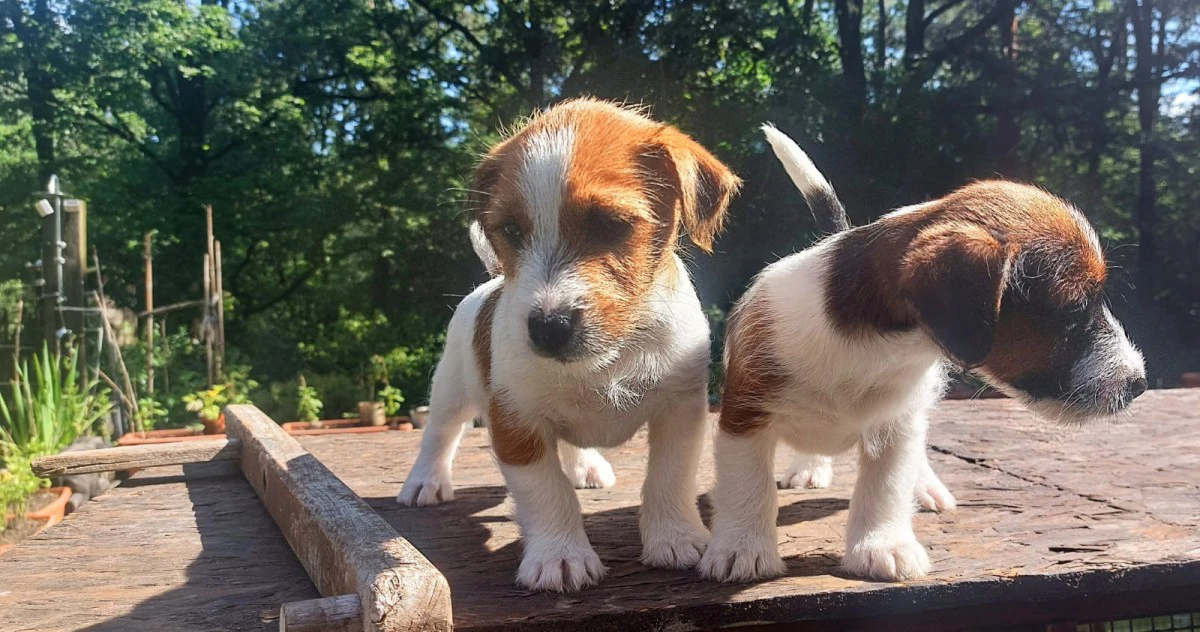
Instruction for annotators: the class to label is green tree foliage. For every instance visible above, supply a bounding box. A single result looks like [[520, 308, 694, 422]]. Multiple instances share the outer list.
[[0, 0, 1197, 401]]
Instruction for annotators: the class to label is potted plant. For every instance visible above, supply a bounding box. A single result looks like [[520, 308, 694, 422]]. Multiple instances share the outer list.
[[296, 376, 324, 427], [378, 386, 411, 430], [0, 345, 110, 551], [183, 385, 230, 434]]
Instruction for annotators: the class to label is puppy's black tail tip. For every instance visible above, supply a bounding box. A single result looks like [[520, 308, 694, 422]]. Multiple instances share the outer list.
[[761, 123, 851, 234]]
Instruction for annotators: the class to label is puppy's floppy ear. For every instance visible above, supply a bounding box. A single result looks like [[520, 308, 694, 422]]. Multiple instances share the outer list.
[[900, 222, 1016, 368], [467, 151, 505, 275], [641, 127, 742, 253]]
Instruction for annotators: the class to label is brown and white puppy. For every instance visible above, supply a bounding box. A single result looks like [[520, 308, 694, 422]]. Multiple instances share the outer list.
[[398, 99, 741, 592], [697, 126, 1146, 583]]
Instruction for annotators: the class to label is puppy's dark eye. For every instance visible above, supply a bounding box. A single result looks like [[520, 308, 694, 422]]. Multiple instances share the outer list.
[[500, 222, 524, 245], [588, 212, 633, 246]]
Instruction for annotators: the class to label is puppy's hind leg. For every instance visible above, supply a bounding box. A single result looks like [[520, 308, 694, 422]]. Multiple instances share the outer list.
[[560, 443, 617, 489], [842, 416, 931, 581], [914, 449, 956, 513], [779, 452, 833, 489], [397, 356, 476, 507]]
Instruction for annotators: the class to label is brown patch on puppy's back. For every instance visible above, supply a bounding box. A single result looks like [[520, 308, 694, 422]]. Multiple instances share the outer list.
[[824, 181, 1106, 339], [718, 296, 788, 436]]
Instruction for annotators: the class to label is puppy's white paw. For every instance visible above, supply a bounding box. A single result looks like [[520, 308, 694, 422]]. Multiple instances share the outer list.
[[641, 519, 710, 569], [516, 541, 607, 592], [566, 449, 617, 489], [779, 454, 833, 489], [843, 534, 931, 581], [396, 467, 454, 506], [696, 532, 786, 583], [915, 476, 957, 513]]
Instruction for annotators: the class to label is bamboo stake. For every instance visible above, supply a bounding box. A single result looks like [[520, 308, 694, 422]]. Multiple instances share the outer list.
[[12, 296, 22, 374], [203, 252, 213, 387], [214, 239, 224, 383], [144, 232, 154, 395], [161, 318, 170, 393], [91, 248, 140, 430]]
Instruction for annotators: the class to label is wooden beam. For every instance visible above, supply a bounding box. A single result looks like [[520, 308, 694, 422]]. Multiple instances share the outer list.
[[31, 439, 240, 477], [280, 595, 364, 632], [223, 405, 452, 632]]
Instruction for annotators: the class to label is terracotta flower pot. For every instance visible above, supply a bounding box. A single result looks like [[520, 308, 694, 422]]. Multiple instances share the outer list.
[[358, 402, 386, 426], [118, 428, 202, 446], [1182, 372, 1200, 388], [387, 417, 414, 431], [281, 419, 362, 432], [25, 486, 72, 528], [118, 430, 223, 446], [285, 425, 390, 437], [202, 412, 226, 435]]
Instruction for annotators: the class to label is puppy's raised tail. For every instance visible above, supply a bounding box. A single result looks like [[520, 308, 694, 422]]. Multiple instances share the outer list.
[[469, 220, 502, 277], [761, 124, 850, 233]]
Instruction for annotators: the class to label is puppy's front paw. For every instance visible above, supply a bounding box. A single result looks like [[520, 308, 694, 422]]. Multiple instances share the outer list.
[[779, 454, 833, 489], [396, 467, 454, 507], [566, 449, 617, 489], [843, 534, 930, 581], [641, 519, 710, 569], [696, 533, 785, 583], [516, 542, 607, 592], [915, 477, 957, 513]]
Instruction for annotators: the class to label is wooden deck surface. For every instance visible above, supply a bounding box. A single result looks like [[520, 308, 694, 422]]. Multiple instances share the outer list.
[[2, 389, 1198, 631], [0, 461, 319, 631]]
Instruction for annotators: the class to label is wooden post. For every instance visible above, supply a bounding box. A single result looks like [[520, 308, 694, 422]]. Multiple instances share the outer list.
[[144, 232, 154, 395], [62, 200, 87, 361], [280, 595, 364, 632], [224, 405, 452, 632]]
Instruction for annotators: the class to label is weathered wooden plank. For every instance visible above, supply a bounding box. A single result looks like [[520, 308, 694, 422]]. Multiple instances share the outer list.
[[0, 461, 318, 632], [31, 439, 240, 477], [280, 595, 364, 632], [224, 404, 452, 632]]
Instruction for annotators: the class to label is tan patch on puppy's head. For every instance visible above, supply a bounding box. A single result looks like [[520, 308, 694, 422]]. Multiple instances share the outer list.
[[469, 98, 741, 361]]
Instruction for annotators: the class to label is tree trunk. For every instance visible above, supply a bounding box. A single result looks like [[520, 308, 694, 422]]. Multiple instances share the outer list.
[[524, 3, 546, 110], [875, 0, 887, 96], [904, 0, 926, 70], [834, 0, 868, 114], [991, 2, 1019, 176], [10, 0, 57, 183], [1128, 0, 1159, 299]]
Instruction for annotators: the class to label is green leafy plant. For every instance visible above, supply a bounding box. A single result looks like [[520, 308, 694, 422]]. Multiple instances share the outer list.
[[296, 375, 323, 422], [182, 366, 259, 422], [182, 385, 229, 422], [134, 398, 169, 432], [0, 456, 46, 532], [377, 385, 405, 417], [0, 344, 112, 460]]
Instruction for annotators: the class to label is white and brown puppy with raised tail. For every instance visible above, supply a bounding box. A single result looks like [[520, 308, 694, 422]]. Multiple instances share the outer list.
[[697, 125, 1146, 584], [397, 99, 741, 592]]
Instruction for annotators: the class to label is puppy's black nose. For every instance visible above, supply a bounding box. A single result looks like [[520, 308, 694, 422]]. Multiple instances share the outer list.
[[1126, 376, 1148, 401], [528, 307, 580, 358]]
